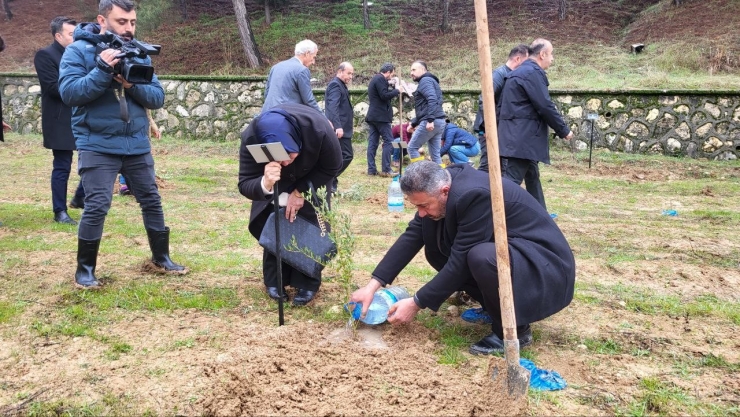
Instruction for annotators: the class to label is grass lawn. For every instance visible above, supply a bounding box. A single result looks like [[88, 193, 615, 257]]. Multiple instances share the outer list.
[[1, 133, 739, 415]]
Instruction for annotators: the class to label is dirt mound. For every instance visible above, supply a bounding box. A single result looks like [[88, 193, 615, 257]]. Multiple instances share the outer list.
[[0, 0, 97, 70], [4, 0, 727, 78], [198, 322, 524, 416], [624, 0, 740, 71]]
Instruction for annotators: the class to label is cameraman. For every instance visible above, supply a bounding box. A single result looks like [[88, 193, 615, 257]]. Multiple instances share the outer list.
[[59, 0, 187, 290]]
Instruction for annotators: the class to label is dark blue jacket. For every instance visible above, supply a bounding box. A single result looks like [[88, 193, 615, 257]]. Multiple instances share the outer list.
[[497, 59, 570, 164], [440, 123, 478, 155], [371, 164, 575, 321], [34, 41, 76, 150], [59, 23, 164, 155], [324, 76, 353, 137], [472, 63, 512, 133], [365, 73, 399, 123], [410, 72, 445, 127]]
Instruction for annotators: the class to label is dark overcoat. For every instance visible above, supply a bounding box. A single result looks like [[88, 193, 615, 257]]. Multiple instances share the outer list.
[[365, 73, 399, 123], [0, 34, 5, 143], [324, 77, 353, 137], [0, 87, 4, 143], [497, 59, 570, 164], [372, 164, 575, 325], [238, 103, 343, 240], [34, 41, 76, 150]]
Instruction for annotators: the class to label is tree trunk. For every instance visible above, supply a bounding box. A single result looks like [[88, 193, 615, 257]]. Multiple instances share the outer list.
[[265, 2, 272, 25], [558, 0, 567, 21], [440, 0, 450, 33], [232, 0, 263, 68], [179, 0, 188, 20], [1, 0, 13, 21], [363, 0, 371, 29]]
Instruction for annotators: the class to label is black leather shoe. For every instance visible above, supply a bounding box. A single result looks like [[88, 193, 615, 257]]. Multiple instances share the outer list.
[[469, 326, 533, 355], [266, 286, 288, 302], [292, 289, 316, 306], [54, 211, 78, 225]]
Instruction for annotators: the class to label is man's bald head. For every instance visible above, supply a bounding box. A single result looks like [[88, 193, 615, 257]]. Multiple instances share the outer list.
[[410, 60, 428, 81], [529, 38, 554, 70], [336, 61, 354, 84]]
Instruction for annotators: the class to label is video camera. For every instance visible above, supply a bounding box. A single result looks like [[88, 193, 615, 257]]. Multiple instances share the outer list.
[[96, 34, 161, 84]]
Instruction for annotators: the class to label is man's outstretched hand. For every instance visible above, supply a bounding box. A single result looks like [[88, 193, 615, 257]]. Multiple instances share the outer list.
[[387, 297, 420, 324]]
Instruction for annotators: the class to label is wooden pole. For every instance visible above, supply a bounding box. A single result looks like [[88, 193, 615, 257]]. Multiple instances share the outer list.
[[473, 0, 529, 397]]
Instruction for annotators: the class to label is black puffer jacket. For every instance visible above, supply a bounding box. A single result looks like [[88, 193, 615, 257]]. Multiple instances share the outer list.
[[410, 72, 446, 127]]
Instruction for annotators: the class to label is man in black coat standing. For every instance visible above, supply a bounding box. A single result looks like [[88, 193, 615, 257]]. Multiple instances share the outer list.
[[497, 38, 573, 210], [239, 103, 342, 306], [350, 161, 575, 354], [472, 44, 529, 172], [34, 16, 86, 225], [0, 35, 8, 227], [324, 62, 354, 193], [0, 34, 10, 140], [365, 62, 400, 177]]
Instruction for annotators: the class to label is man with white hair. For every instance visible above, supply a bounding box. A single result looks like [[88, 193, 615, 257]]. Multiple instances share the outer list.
[[262, 39, 322, 113]]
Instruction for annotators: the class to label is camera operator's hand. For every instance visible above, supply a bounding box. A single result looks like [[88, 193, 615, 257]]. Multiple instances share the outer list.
[[99, 49, 121, 67], [114, 74, 133, 89]]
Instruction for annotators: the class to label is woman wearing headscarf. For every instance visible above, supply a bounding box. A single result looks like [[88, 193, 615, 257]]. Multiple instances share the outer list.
[[238, 103, 342, 306]]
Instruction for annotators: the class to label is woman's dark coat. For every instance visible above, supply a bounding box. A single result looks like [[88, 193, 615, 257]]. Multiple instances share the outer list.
[[238, 103, 342, 240]]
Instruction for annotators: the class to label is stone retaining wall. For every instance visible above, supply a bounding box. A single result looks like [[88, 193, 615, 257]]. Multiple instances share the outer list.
[[2, 74, 739, 159]]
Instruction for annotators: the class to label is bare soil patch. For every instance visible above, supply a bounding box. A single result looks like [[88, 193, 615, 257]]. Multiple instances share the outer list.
[[2, 137, 739, 415], [4, 0, 735, 80]]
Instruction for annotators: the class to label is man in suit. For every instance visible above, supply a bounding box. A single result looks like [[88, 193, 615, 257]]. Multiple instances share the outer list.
[[497, 38, 574, 210], [350, 161, 575, 354], [34, 16, 86, 225], [324, 62, 354, 192], [239, 103, 342, 305], [473, 44, 529, 172], [262, 39, 321, 113], [366, 62, 401, 177]]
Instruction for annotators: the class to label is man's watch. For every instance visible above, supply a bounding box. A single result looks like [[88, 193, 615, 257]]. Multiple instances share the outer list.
[[95, 56, 115, 74]]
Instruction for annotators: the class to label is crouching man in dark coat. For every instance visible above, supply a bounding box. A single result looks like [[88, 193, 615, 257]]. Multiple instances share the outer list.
[[350, 161, 575, 354], [238, 103, 342, 306]]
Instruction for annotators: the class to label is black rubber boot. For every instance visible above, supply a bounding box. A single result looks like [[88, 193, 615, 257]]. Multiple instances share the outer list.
[[146, 227, 188, 274], [75, 238, 102, 289]]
